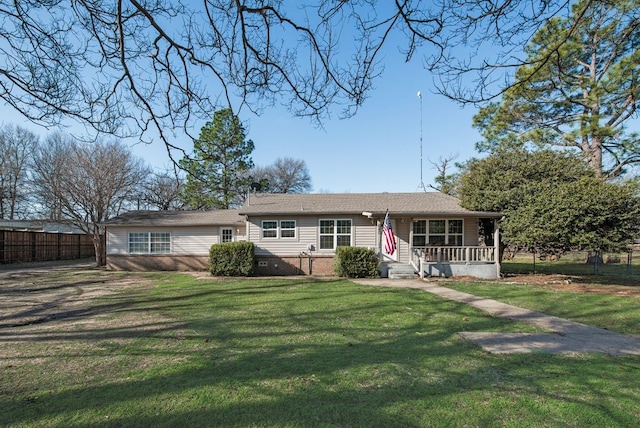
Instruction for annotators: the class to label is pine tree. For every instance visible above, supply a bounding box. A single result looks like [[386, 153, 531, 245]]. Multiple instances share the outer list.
[[180, 109, 254, 209], [473, 0, 640, 179]]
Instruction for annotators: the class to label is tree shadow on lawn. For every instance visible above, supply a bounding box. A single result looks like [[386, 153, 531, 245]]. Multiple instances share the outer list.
[[0, 276, 310, 339], [5, 323, 638, 427], [3, 280, 639, 427]]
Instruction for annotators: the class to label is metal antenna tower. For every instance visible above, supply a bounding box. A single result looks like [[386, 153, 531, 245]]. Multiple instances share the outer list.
[[416, 91, 426, 192]]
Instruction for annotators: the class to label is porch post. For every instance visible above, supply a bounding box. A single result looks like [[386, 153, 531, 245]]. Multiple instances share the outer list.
[[494, 219, 501, 278], [376, 219, 382, 257]]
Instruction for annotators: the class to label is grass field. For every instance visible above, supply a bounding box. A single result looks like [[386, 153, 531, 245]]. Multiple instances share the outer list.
[[2, 269, 640, 427]]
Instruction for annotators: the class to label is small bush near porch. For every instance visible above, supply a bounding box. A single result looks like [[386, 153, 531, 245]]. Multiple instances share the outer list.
[[2, 269, 639, 427]]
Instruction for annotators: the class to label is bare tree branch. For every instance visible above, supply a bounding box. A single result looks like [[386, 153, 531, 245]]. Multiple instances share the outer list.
[[1, 1, 597, 162]]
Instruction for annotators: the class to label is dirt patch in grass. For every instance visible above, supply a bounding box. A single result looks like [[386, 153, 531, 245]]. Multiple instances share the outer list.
[[500, 273, 640, 297], [502, 273, 640, 295], [0, 266, 189, 371], [1, 268, 145, 327]]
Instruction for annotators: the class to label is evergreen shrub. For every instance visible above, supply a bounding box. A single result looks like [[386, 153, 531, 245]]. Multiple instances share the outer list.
[[210, 241, 255, 276], [334, 246, 380, 278]]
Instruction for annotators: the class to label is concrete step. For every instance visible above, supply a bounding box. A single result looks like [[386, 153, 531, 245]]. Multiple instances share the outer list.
[[387, 263, 418, 279]]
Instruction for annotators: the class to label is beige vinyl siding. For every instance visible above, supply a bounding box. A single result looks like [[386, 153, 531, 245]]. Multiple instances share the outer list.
[[248, 215, 379, 256], [106, 226, 246, 255], [106, 229, 127, 255], [351, 216, 377, 249], [394, 219, 411, 260], [463, 218, 479, 246], [249, 216, 313, 256], [173, 227, 218, 254]]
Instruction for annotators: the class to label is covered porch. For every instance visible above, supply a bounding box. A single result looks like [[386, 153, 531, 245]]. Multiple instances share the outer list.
[[410, 244, 500, 279], [404, 217, 502, 280], [366, 200, 503, 280]]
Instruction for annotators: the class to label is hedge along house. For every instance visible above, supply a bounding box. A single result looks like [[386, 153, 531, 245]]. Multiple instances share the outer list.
[[103, 209, 246, 271], [103, 192, 503, 279], [239, 192, 503, 279]]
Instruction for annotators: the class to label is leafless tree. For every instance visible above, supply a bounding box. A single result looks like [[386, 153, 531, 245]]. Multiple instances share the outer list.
[[268, 157, 313, 194], [31, 134, 149, 266], [0, 1, 583, 162], [29, 132, 72, 221], [428, 153, 459, 195], [140, 171, 185, 211], [0, 124, 38, 219], [250, 157, 312, 193]]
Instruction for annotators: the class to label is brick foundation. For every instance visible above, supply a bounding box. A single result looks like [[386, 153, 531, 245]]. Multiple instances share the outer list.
[[254, 255, 335, 276], [106, 255, 209, 271], [106, 254, 337, 276]]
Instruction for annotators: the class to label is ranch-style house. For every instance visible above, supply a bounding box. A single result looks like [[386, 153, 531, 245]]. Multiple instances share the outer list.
[[102, 192, 503, 279]]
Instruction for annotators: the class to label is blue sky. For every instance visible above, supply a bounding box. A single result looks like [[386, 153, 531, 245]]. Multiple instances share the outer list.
[[0, 13, 485, 195], [243, 76, 480, 193], [0, 59, 482, 195], [161, 48, 483, 194]]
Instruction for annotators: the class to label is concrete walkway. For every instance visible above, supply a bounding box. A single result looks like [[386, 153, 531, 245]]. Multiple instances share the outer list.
[[351, 278, 640, 355]]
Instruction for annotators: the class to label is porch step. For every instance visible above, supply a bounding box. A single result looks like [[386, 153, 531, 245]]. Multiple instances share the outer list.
[[387, 263, 418, 279]]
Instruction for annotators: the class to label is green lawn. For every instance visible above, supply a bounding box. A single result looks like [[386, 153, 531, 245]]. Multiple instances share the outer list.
[[2, 272, 640, 427], [442, 279, 640, 335]]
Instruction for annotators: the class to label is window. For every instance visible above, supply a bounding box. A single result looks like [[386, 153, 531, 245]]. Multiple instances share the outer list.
[[262, 221, 278, 238], [448, 220, 463, 246], [280, 220, 296, 238], [412, 220, 463, 246], [319, 219, 352, 250], [428, 220, 446, 245], [221, 228, 234, 243], [128, 232, 149, 254], [128, 232, 171, 254], [261, 220, 297, 239], [412, 220, 427, 247]]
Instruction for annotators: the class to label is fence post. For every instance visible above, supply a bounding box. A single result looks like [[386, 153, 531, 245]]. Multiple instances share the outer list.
[[31, 232, 36, 261]]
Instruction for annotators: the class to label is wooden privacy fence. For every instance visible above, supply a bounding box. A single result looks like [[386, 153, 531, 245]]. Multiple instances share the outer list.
[[0, 230, 95, 264]]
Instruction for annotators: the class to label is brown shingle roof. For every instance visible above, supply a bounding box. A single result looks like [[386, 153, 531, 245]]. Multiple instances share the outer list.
[[239, 192, 502, 217], [102, 209, 244, 226], [102, 193, 502, 227]]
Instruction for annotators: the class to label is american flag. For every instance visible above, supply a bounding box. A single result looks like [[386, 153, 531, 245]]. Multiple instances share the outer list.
[[383, 211, 396, 255]]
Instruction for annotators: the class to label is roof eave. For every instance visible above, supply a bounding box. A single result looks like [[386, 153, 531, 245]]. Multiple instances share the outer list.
[[238, 210, 504, 218]]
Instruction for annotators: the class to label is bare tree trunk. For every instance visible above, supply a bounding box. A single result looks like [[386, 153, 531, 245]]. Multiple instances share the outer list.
[[92, 232, 106, 267]]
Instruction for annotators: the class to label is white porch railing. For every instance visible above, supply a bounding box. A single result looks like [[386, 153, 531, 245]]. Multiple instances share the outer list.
[[410, 246, 496, 267]]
